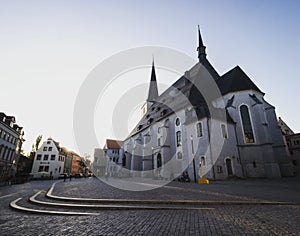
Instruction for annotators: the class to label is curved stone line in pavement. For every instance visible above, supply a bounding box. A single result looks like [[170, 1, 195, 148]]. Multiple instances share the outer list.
[[47, 182, 298, 206], [9, 198, 100, 216], [31, 191, 214, 211]]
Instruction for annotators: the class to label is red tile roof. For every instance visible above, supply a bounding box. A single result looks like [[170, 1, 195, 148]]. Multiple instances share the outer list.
[[106, 139, 123, 149]]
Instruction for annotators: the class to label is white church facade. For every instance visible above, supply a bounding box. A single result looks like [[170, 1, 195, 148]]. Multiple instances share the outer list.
[[119, 28, 293, 181]]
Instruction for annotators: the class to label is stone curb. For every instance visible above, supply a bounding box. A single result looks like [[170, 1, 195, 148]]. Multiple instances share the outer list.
[[30, 191, 214, 211], [47, 182, 300, 206], [9, 197, 100, 216]]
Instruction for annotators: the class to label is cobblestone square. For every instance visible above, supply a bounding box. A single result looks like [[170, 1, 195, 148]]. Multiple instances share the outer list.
[[0, 177, 299, 235]]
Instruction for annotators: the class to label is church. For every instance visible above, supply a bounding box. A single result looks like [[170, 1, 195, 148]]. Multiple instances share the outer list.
[[120, 28, 293, 181]]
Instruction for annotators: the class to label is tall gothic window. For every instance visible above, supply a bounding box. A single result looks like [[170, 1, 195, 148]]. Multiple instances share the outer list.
[[221, 124, 228, 139], [240, 105, 255, 143], [176, 131, 182, 146], [196, 122, 203, 137]]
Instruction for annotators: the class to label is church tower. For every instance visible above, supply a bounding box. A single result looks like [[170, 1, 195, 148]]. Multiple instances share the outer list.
[[141, 60, 159, 115], [197, 25, 207, 62]]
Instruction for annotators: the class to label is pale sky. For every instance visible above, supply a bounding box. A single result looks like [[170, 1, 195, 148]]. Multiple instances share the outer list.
[[1, 0, 299, 157]]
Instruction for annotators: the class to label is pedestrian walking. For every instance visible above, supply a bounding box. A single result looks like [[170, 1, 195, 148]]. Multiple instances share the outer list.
[[63, 174, 67, 182], [69, 174, 72, 181]]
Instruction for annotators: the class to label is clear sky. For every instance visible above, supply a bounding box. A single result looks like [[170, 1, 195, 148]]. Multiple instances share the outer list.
[[1, 0, 299, 157]]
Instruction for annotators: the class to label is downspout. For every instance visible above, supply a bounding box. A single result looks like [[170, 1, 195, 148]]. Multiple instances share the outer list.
[[234, 122, 245, 178], [207, 117, 216, 180]]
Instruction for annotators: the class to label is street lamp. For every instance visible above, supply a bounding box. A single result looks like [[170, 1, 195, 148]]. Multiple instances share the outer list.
[[190, 135, 197, 183]]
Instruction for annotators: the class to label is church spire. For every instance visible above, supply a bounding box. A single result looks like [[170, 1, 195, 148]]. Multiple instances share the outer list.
[[197, 25, 207, 61], [147, 59, 159, 102]]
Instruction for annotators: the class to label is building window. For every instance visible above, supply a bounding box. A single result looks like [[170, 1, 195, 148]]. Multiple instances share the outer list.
[[221, 124, 228, 139], [48, 147, 52, 151], [1, 131, 6, 139], [44, 166, 49, 172], [158, 127, 161, 134], [176, 131, 182, 146], [38, 166, 43, 172], [44, 154, 49, 160], [217, 166, 223, 173], [196, 122, 203, 137], [51, 155, 55, 160], [177, 152, 183, 160], [175, 118, 180, 126], [158, 137, 161, 146], [37, 154, 42, 160], [240, 105, 255, 143], [43, 146, 47, 151], [47, 141, 51, 144]]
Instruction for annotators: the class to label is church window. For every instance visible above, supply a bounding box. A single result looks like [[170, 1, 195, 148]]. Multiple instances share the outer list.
[[217, 166, 223, 173], [196, 122, 203, 137], [240, 105, 255, 143], [221, 124, 228, 139], [175, 118, 180, 126], [176, 131, 182, 146]]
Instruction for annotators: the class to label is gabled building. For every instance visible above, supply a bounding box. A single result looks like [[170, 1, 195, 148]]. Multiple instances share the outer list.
[[30, 138, 66, 179], [104, 139, 124, 177], [121, 28, 292, 181], [0, 112, 25, 183], [31, 138, 84, 179]]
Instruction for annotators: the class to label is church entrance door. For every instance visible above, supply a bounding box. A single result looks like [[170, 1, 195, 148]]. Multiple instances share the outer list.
[[226, 158, 233, 176]]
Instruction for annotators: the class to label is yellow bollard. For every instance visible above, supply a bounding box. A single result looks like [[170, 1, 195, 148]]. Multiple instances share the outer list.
[[198, 176, 209, 184]]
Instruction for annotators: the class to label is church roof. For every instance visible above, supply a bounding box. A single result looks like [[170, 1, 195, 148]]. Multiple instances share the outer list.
[[147, 61, 159, 102], [217, 66, 264, 95], [126, 29, 262, 138]]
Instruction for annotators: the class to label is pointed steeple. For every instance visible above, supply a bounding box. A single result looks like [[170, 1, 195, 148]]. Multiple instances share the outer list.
[[147, 59, 159, 102], [197, 25, 207, 61]]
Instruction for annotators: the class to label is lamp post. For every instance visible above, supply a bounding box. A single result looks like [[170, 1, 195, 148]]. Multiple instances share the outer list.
[[190, 135, 197, 183]]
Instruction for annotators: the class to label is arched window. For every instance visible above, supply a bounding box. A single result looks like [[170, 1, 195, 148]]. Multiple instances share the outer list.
[[221, 124, 228, 139], [175, 117, 180, 126], [196, 122, 203, 137], [240, 105, 255, 143], [176, 131, 182, 146], [157, 153, 162, 168]]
